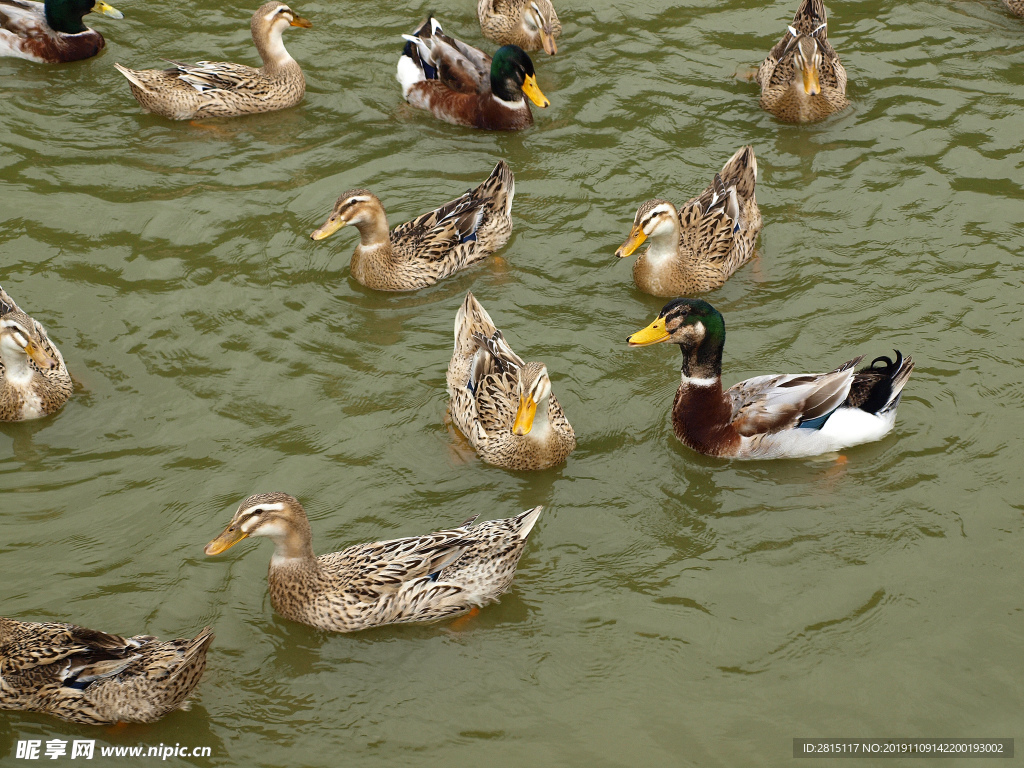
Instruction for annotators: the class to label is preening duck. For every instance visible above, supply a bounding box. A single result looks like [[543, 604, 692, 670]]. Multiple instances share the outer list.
[[0, 285, 72, 421], [627, 299, 914, 459], [113, 1, 310, 120], [397, 16, 549, 131], [478, 0, 561, 55], [756, 0, 848, 123], [0, 0, 121, 64], [616, 146, 762, 297], [311, 161, 515, 291], [447, 292, 576, 470], [0, 618, 212, 725], [205, 493, 542, 632]]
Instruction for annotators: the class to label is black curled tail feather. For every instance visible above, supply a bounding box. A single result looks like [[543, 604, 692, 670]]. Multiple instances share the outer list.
[[847, 350, 914, 415]]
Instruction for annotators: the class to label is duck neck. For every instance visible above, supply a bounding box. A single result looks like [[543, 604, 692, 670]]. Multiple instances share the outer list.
[[679, 321, 725, 383], [267, 517, 318, 566], [644, 223, 681, 266], [255, 22, 296, 73], [44, 0, 88, 34]]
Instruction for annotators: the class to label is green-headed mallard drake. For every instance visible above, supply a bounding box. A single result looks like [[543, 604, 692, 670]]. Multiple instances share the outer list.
[[627, 299, 914, 459], [205, 492, 542, 632], [447, 292, 576, 470], [0, 286, 72, 421], [478, 0, 561, 55], [1003, 0, 1024, 17], [615, 146, 762, 297], [310, 161, 515, 291], [113, 1, 310, 120], [397, 16, 550, 131], [0, 0, 121, 63], [0, 618, 213, 725], [756, 0, 848, 123]]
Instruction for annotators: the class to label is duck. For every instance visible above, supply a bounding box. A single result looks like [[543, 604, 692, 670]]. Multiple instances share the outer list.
[[0, 285, 72, 421], [447, 292, 576, 470], [627, 298, 914, 459], [615, 146, 763, 297], [397, 16, 549, 131], [205, 492, 542, 632], [478, 0, 561, 55], [756, 0, 848, 123], [0, 0, 121, 63], [1003, 0, 1024, 17], [0, 618, 213, 725], [310, 161, 515, 291], [113, 1, 310, 121]]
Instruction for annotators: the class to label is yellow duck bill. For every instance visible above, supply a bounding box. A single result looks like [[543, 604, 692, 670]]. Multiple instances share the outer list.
[[627, 316, 670, 346], [513, 395, 537, 435], [615, 226, 647, 258], [310, 217, 346, 241], [92, 1, 123, 18], [521, 74, 550, 108], [204, 526, 249, 556]]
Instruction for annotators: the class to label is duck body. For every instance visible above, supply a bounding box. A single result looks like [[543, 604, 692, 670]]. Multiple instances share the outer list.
[[205, 493, 542, 632], [0, 618, 213, 725], [756, 0, 848, 123], [616, 146, 762, 297], [628, 299, 914, 460], [310, 161, 515, 291], [113, 2, 310, 120], [478, 0, 561, 55], [447, 292, 576, 470], [0, 286, 72, 421], [1003, 0, 1024, 17], [397, 17, 549, 131], [0, 0, 120, 63]]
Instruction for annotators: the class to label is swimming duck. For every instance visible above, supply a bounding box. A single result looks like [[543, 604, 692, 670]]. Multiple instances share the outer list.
[[756, 0, 848, 123], [205, 492, 542, 632], [627, 299, 914, 459], [397, 16, 549, 131], [0, 0, 121, 63], [1003, 0, 1024, 16], [478, 0, 561, 55], [0, 286, 72, 421], [310, 161, 515, 291], [113, 1, 310, 120], [447, 292, 576, 470], [616, 146, 763, 297], [0, 618, 213, 725]]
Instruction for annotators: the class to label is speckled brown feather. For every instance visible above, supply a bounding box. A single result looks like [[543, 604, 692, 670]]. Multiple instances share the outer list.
[[0, 618, 213, 725], [1002, 0, 1024, 17], [209, 493, 542, 632], [626, 146, 762, 297], [321, 161, 514, 291], [0, 286, 72, 421], [447, 293, 576, 470], [114, 2, 307, 120], [478, 0, 562, 53], [756, 0, 848, 122]]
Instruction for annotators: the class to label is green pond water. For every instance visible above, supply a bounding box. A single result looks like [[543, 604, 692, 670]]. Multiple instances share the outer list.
[[2, 0, 1023, 765]]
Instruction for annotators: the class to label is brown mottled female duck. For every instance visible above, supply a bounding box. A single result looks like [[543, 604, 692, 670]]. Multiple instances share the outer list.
[[447, 292, 576, 470], [0, 0, 121, 63], [615, 146, 762, 297], [205, 492, 542, 632], [0, 618, 213, 725], [478, 0, 561, 55], [627, 299, 914, 459], [0, 285, 72, 421], [397, 16, 549, 131], [756, 0, 848, 122], [310, 161, 515, 291], [114, 1, 310, 120]]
